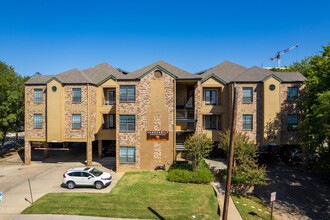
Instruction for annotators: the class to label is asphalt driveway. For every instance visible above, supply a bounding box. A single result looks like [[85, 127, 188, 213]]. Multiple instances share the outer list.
[[0, 150, 122, 220], [254, 162, 330, 220]]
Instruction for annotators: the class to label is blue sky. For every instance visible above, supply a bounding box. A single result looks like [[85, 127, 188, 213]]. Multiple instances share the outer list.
[[0, 0, 329, 76]]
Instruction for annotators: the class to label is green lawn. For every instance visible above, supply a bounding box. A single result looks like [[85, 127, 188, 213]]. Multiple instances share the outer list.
[[22, 171, 219, 219], [231, 193, 274, 220]]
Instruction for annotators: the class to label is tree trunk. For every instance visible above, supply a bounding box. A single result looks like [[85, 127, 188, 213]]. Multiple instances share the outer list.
[[302, 145, 309, 170], [15, 132, 19, 150]]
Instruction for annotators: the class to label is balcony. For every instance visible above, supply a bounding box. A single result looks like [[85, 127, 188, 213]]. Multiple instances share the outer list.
[[176, 108, 195, 120], [176, 131, 194, 151]]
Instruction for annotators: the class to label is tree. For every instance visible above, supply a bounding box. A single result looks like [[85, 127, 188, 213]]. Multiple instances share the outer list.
[[184, 133, 213, 171], [0, 61, 28, 151], [10, 75, 30, 148], [295, 44, 330, 169], [0, 61, 17, 149], [219, 129, 267, 195], [269, 44, 330, 169]]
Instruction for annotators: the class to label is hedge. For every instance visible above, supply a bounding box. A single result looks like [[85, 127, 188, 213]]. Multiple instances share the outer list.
[[168, 159, 214, 184]]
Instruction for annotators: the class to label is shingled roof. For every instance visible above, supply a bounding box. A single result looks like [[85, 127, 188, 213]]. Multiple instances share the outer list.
[[25, 60, 305, 85], [82, 63, 125, 84], [124, 60, 201, 80], [233, 66, 306, 82], [200, 61, 247, 83]]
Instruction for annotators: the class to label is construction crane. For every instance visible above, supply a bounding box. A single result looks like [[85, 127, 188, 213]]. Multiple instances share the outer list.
[[270, 43, 302, 68]]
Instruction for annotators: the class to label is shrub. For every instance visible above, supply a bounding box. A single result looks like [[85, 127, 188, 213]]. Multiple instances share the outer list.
[[168, 159, 215, 184]]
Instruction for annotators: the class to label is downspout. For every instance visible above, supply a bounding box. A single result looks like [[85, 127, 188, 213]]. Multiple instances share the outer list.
[[173, 79, 176, 162]]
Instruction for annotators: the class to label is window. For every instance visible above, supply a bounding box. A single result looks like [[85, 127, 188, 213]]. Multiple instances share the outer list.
[[34, 89, 43, 103], [34, 114, 42, 128], [72, 114, 81, 129], [287, 87, 298, 103], [72, 88, 81, 103], [205, 90, 217, 105], [108, 90, 116, 105], [242, 114, 253, 130], [120, 85, 135, 102], [242, 87, 253, 103], [82, 172, 91, 177], [119, 147, 135, 162], [287, 115, 298, 130], [119, 115, 135, 131], [105, 114, 116, 129], [73, 172, 82, 177], [204, 115, 218, 130]]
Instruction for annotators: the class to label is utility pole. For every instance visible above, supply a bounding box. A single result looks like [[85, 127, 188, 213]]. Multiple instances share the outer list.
[[223, 87, 238, 220]]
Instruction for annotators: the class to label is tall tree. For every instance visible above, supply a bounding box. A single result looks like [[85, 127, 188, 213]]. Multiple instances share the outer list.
[[270, 44, 330, 168], [296, 44, 330, 168], [219, 129, 267, 195], [0, 61, 17, 149], [10, 75, 30, 148]]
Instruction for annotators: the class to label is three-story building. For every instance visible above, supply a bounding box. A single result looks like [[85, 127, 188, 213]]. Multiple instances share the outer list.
[[24, 61, 305, 171]]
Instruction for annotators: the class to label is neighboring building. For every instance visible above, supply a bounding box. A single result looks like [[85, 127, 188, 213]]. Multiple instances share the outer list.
[[24, 61, 305, 172]]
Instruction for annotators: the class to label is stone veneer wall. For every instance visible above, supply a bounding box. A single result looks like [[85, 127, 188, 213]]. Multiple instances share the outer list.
[[89, 85, 97, 139], [235, 83, 263, 144], [280, 83, 303, 144], [116, 69, 175, 170], [195, 81, 202, 134], [25, 86, 47, 139]]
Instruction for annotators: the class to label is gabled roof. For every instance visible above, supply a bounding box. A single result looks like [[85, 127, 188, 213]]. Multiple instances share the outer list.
[[124, 60, 201, 80], [82, 63, 124, 84], [234, 66, 306, 82], [25, 75, 54, 85], [271, 71, 306, 82], [200, 61, 247, 83], [25, 60, 306, 86]]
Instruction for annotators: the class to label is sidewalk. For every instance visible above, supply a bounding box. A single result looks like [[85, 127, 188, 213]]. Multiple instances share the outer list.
[[213, 181, 243, 220], [13, 214, 143, 220]]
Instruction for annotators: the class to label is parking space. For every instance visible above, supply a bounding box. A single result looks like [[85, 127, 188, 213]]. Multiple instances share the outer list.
[[0, 150, 122, 220]]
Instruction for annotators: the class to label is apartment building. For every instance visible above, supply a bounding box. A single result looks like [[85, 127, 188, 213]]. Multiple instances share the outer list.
[[24, 61, 305, 171]]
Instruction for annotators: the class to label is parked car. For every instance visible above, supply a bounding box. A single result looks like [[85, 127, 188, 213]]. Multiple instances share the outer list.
[[63, 167, 112, 189], [290, 148, 320, 162]]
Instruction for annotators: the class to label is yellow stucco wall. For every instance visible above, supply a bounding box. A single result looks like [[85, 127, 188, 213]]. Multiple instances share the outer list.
[[46, 80, 63, 142], [263, 77, 281, 145], [96, 78, 116, 140]]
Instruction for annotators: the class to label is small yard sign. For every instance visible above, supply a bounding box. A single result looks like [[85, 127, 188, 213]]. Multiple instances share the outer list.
[[0, 192, 3, 202], [271, 192, 276, 202]]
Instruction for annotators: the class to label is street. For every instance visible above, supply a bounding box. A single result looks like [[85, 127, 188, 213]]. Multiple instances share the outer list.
[[254, 162, 330, 220]]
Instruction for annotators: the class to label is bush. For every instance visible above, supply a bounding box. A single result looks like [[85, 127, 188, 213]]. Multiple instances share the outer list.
[[168, 159, 214, 184]]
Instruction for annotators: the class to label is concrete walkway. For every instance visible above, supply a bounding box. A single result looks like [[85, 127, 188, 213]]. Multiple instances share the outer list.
[[213, 181, 243, 220], [12, 214, 142, 220]]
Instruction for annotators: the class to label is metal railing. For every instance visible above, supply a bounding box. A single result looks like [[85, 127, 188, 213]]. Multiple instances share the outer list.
[[176, 109, 195, 120]]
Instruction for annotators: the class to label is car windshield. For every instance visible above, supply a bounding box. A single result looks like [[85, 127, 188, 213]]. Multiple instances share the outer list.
[[90, 168, 103, 177]]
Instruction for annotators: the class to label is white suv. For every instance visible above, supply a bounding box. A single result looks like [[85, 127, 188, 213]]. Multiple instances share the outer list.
[[63, 167, 112, 189]]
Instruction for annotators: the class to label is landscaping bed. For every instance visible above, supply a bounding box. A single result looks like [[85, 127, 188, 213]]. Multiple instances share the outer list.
[[22, 171, 219, 219], [168, 159, 215, 183]]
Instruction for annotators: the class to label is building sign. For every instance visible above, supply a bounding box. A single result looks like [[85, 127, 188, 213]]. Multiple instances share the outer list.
[[147, 131, 169, 142]]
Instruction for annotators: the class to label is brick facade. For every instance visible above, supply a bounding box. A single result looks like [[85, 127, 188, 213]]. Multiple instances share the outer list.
[[25, 86, 47, 139], [235, 83, 263, 144]]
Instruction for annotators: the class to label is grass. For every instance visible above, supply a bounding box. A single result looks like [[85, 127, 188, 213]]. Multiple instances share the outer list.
[[231, 193, 274, 220], [22, 171, 219, 219]]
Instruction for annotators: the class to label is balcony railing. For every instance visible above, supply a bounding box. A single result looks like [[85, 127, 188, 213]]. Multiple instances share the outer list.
[[176, 132, 194, 145], [176, 109, 195, 120]]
